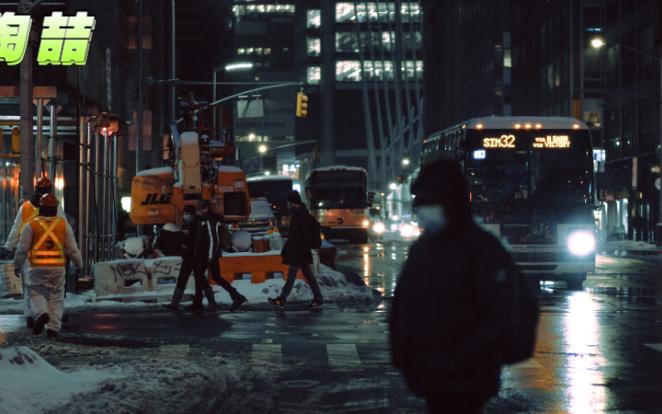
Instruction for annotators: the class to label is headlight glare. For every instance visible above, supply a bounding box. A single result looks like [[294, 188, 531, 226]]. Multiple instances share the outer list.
[[372, 221, 386, 234], [567, 231, 596, 256]]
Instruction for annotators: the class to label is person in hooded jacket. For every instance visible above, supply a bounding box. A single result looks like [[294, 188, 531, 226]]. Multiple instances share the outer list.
[[389, 159, 521, 414], [191, 199, 247, 312], [162, 205, 199, 310], [269, 190, 323, 308]]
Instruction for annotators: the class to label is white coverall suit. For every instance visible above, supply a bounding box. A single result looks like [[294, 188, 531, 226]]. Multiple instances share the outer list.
[[4, 201, 65, 317], [14, 216, 82, 332]]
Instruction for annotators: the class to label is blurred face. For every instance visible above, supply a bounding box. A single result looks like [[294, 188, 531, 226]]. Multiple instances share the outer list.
[[415, 204, 447, 233], [183, 212, 193, 223], [197, 206, 208, 217]]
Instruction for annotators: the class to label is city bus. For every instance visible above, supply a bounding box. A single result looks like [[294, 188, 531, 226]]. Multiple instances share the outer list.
[[305, 166, 370, 244], [247, 175, 294, 233], [421, 116, 596, 289]]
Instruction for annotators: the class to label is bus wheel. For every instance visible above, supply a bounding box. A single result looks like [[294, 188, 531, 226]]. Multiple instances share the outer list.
[[566, 274, 586, 290]]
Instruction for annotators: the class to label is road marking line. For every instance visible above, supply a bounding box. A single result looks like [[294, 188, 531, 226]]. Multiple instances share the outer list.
[[644, 343, 662, 352], [510, 359, 542, 369], [159, 344, 190, 357], [327, 344, 361, 369], [251, 343, 282, 366]]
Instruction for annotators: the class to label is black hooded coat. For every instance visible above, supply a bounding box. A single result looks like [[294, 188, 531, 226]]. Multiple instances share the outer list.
[[389, 160, 522, 399]]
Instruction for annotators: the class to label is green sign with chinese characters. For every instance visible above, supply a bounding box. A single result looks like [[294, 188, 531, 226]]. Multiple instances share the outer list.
[[0, 11, 95, 66]]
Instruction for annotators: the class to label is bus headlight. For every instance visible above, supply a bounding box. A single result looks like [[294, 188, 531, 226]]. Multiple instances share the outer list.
[[567, 231, 596, 256], [362, 219, 370, 228], [372, 221, 386, 234]]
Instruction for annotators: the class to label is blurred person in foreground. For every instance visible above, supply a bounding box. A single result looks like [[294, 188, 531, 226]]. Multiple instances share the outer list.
[[389, 159, 522, 414]]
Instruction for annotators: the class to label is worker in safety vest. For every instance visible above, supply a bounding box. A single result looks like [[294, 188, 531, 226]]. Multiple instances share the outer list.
[[1, 176, 65, 329], [14, 193, 83, 338], [2, 176, 65, 255]]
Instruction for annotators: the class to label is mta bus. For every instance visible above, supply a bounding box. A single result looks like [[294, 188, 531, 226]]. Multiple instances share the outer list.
[[247, 175, 294, 233], [306, 166, 370, 244], [421, 116, 596, 289]]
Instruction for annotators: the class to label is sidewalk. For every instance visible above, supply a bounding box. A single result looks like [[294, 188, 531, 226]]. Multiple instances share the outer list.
[[599, 240, 662, 262]]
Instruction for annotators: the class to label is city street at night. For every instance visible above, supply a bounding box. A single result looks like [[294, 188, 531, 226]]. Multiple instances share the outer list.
[[3, 0, 662, 413], [2, 240, 662, 413]]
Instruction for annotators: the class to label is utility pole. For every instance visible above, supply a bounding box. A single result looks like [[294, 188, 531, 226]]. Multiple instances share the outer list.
[[18, 0, 35, 200], [136, 0, 144, 174]]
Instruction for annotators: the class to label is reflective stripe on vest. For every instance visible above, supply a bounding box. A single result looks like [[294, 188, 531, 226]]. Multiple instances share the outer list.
[[28, 217, 66, 267], [19, 201, 39, 234]]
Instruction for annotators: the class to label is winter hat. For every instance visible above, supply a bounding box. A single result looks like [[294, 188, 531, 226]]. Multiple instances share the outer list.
[[411, 159, 467, 206], [183, 205, 196, 215], [197, 199, 211, 210], [287, 190, 302, 204], [411, 159, 471, 228]]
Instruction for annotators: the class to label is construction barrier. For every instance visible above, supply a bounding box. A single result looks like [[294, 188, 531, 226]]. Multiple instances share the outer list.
[[215, 251, 302, 284], [0, 260, 21, 298]]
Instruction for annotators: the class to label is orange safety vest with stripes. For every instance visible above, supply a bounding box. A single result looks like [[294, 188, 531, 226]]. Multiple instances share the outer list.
[[28, 216, 66, 267], [20, 201, 39, 233]]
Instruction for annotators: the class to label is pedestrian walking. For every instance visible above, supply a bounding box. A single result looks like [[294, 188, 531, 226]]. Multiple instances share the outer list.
[[162, 205, 198, 311], [1, 176, 65, 329], [154, 222, 183, 257], [191, 199, 247, 312], [13, 194, 83, 338], [389, 159, 527, 414], [269, 190, 323, 308]]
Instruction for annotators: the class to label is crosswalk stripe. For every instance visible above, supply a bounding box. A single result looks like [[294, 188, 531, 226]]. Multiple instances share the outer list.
[[326, 344, 361, 369], [251, 343, 282, 366], [644, 343, 662, 352]]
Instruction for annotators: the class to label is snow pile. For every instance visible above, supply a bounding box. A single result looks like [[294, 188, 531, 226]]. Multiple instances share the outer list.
[[214, 264, 374, 305], [0, 264, 376, 314], [600, 240, 662, 261], [49, 358, 232, 414], [0, 347, 119, 414]]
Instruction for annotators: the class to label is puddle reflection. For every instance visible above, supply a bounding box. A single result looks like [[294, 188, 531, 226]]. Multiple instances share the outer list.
[[563, 292, 606, 413]]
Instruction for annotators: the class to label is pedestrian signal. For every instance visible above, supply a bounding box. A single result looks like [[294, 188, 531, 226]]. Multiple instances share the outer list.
[[296, 91, 308, 118]]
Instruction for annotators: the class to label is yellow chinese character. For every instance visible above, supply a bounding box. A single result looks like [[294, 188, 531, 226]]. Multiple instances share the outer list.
[[37, 11, 95, 65], [0, 12, 31, 66]]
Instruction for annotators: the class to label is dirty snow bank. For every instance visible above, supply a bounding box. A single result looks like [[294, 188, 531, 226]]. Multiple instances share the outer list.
[[45, 357, 235, 414], [0, 264, 376, 314], [0, 347, 119, 414], [214, 263, 375, 304]]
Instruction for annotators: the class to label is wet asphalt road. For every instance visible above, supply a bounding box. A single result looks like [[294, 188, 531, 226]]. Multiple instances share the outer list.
[[1, 240, 662, 413]]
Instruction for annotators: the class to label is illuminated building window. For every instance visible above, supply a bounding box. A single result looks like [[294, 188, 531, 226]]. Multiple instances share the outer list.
[[307, 9, 321, 28], [335, 2, 420, 23], [307, 38, 321, 56], [307, 66, 321, 84], [237, 48, 246, 55], [504, 49, 512, 68], [336, 61, 362, 82]]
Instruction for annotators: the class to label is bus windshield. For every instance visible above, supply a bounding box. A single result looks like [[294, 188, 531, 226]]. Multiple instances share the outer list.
[[307, 170, 368, 209], [465, 130, 593, 212], [247, 179, 293, 213]]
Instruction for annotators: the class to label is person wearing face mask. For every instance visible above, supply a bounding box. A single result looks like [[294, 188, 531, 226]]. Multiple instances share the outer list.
[[163, 205, 201, 310], [389, 159, 528, 414], [191, 199, 247, 313]]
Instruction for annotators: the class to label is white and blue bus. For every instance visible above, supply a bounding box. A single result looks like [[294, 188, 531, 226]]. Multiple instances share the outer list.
[[421, 116, 596, 289]]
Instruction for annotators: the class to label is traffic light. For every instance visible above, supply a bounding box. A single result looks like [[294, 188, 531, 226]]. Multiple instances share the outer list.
[[296, 91, 308, 118]]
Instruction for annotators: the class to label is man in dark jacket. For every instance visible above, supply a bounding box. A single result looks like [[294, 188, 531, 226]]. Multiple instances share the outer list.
[[192, 199, 247, 312], [389, 159, 521, 414], [269, 191, 323, 308], [163, 205, 199, 310]]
